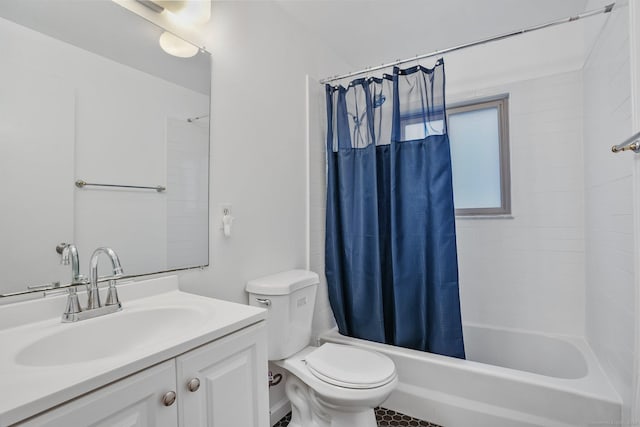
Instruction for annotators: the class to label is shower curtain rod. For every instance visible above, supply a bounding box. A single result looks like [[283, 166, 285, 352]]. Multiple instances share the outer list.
[[319, 2, 615, 85]]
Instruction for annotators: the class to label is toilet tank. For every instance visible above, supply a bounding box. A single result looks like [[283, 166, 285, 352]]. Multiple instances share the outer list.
[[246, 270, 319, 360]]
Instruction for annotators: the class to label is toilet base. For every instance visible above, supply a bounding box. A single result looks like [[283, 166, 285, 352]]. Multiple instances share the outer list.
[[285, 375, 379, 427]]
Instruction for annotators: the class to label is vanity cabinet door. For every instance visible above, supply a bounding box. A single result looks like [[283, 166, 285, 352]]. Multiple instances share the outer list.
[[17, 360, 178, 427], [176, 322, 269, 427]]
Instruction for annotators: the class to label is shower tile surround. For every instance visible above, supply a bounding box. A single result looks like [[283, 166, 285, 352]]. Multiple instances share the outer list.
[[272, 408, 442, 427], [583, 0, 635, 419]]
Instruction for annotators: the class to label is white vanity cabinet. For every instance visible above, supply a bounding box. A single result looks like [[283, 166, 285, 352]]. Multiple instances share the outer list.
[[16, 323, 268, 427], [17, 360, 178, 427], [177, 321, 269, 426]]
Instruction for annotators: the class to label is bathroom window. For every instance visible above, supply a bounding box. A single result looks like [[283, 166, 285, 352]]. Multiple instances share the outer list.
[[402, 95, 511, 216]]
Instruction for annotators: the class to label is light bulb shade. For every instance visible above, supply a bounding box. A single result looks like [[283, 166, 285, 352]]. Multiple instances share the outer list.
[[159, 31, 199, 58], [159, 0, 211, 25], [152, 1, 188, 14], [176, 0, 210, 24]]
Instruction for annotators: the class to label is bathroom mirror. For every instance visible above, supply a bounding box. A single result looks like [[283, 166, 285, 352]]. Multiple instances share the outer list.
[[0, 0, 211, 297]]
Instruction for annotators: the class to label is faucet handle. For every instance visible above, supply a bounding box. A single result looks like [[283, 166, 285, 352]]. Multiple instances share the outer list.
[[59, 244, 70, 265], [72, 274, 89, 286], [64, 286, 82, 317], [86, 286, 101, 310], [104, 279, 121, 308], [56, 243, 68, 255]]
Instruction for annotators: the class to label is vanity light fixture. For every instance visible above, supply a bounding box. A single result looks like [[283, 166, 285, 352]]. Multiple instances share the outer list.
[[158, 0, 211, 26], [135, 0, 210, 58], [159, 31, 199, 58]]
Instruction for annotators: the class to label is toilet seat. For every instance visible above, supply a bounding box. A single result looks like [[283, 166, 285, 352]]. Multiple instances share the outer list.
[[275, 344, 399, 426], [304, 343, 396, 389]]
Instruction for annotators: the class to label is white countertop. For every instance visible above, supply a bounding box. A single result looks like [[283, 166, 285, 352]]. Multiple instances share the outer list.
[[0, 275, 266, 426]]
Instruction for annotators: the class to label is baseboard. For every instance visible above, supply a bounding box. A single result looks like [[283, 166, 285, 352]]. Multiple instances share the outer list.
[[270, 396, 291, 426]]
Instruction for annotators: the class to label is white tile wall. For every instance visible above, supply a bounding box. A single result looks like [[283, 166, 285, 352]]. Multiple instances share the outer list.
[[583, 3, 635, 419], [166, 118, 209, 269], [454, 71, 586, 336]]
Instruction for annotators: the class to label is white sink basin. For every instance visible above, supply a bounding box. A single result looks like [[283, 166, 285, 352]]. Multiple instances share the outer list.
[[0, 276, 267, 427], [15, 306, 206, 367]]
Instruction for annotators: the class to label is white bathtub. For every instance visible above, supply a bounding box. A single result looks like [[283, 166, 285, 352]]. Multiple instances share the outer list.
[[321, 324, 621, 427]]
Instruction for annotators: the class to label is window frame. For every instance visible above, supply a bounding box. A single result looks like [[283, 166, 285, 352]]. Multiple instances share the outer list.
[[446, 95, 511, 216]]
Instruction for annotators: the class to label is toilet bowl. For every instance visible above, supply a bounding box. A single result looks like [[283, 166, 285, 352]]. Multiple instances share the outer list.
[[246, 270, 398, 427], [276, 344, 398, 427]]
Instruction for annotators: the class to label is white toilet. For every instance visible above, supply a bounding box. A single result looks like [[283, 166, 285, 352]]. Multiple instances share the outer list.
[[246, 270, 398, 427]]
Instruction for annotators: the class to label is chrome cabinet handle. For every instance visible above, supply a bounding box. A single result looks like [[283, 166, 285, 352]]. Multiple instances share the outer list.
[[256, 298, 271, 306], [187, 378, 201, 392], [162, 391, 177, 406]]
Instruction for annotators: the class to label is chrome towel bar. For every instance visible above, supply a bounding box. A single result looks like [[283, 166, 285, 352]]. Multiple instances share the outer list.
[[611, 130, 640, 154], [75, 180, 166, 192]]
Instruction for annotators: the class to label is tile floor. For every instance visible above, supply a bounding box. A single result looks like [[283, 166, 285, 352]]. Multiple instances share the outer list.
[[273, 407, 442, 427]]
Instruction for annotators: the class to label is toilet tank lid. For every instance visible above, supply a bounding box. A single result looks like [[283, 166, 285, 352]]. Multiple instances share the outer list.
[[246, 270, 319, 295]]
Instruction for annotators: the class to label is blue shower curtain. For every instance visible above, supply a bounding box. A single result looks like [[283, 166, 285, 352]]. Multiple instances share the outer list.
[[325, 59, 465, 358]]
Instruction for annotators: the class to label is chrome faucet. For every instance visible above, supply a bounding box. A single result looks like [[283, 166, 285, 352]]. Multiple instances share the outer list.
[[61, 246, 125, 322], [88, 247, 124, 310], [60, 244, 86, 285], [59, 243, 88, 317]]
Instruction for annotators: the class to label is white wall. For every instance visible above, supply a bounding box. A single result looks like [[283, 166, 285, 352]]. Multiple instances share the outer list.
[[630, 0, 640, 420], [174, 1, 351, 422], [178, 0, 351, 303], [0, 47, 75, 292], [583, 1, 635, 422]]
